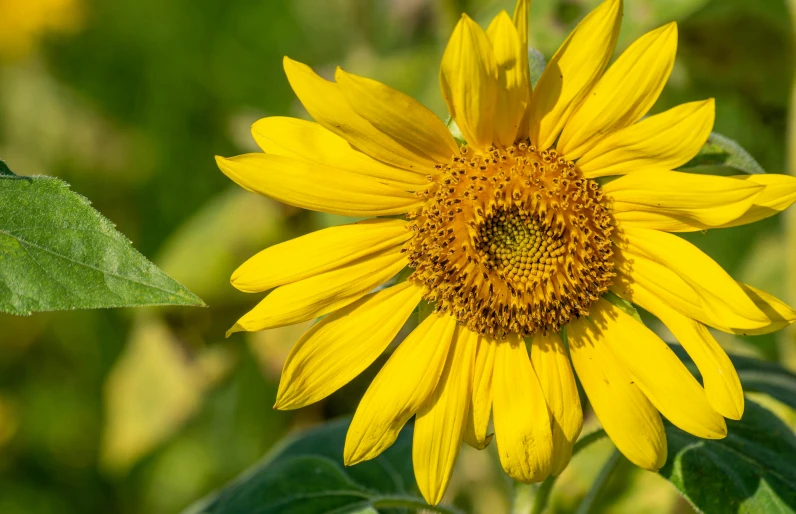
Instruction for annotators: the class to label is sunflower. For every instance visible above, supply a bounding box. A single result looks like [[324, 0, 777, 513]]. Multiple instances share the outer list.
[[216, 0, 796, 505]]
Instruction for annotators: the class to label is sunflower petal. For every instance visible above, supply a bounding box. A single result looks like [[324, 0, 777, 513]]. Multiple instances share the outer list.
[[613, 248, 705, 324], [440, 14, 499, 149], [275, 281, 423, 409], [335, 68, 458, 164], [228, 247, 407, 334], [511, 0, 532, 139], [512, 0, 530, 49], [568, 316, 667, 471], [640, 293, 743, 420], [723, 283, 796, 335], [606, 170, 763, 230], [492, 334, 553, 482], [528, 0, 622, 150], [414, 326, 476, 505], [591, 300, 727, 439], [558, 23, 678, 159], [612, 258, 794, 337], [345, 313, 457, 465], [530, 331, 583, 476], [718, 174, 796, 228], [466, 331, 496, 449], [609, 174, 796, 232], [251, 117, 429, 188], [578, 100, 715, 178], [617, 228, 768, 330], [486, 11, 530, 147], [232, 219, 410, 293], [283, 57, 434, 171], [216, 154, 421, 216]]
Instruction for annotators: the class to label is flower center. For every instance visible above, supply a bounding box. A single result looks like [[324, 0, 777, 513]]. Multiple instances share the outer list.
[[404, 142, 615, 339]]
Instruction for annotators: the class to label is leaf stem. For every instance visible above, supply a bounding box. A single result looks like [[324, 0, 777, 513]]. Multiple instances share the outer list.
[[575, 450, 622, 514], [531, 429, 608, 514]]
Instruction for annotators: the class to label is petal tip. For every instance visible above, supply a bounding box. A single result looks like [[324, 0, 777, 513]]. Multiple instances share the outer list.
[[226, 324, 244, 338]]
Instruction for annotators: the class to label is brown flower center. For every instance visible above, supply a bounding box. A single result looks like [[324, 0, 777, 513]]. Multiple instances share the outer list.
[[404, 142, 615, 339]]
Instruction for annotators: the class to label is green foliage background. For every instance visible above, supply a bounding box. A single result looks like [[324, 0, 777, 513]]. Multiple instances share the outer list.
[[0, 0, 795, 513]]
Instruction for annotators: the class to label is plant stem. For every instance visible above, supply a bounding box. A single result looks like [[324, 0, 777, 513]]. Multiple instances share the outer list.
[[371, 496, 462, 514], [530, 429, 607, 514], [511, 482, 537, 514], [574, 450, 622, 514]]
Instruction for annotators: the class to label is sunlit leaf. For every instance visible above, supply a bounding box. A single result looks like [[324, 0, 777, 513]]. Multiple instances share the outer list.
[[0, 162, 204, 315], [660, 400, 796, 514], [100, 316, 235, 473], [183, 418, 461, 514], [528, 47, 546, 88]]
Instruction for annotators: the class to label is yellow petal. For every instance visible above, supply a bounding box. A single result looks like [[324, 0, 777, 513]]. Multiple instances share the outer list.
[[578, 100, 715, 178], [413, 325, 476, 505], [345, 313, 457, 465], [486, 11, 530, 147], [492, 334, 553, 483], [274, 281, 423, 410], [530, 331, 583, 476], [511, 0, 532, 139], [611, 173, 796, 232], [613, 248, 706, 325], [724, 283, 796, 336], [283, 57, 434, 172], [615, 269, 796, 337], [231, 219, 410, 293], [568, 316, 667, 471], [640, 293, 743, 420], [335, 68, 458, 164], [465, 331, 495, 449], [617, 227, 769, 330], [440, 14, 499, 149], [463, 411, 494, 450], [528, 0, 622, 150], [228, 247, 407, 334], [251, 117, 429, 188], [718, 174, 796, 228], [591, 300, 727, 439], [558, 23, 678, 159], [606, 170, 763, 229], [512, 0, 530, 49], [216, 154, 421, 216]]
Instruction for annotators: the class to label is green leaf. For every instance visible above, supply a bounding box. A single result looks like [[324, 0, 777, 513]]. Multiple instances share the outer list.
[[446, 117, 466, 145], [660, 400, 796, 513], [0, 163, 204, 315], [669, 344, 796, 410], [528, 48, 546, 88], [0, 160, 16, 177], [183, 418, 461, 514], [680, 132, 766, 174], [732, 354, 796, 411], [602, 291, 643, 323]]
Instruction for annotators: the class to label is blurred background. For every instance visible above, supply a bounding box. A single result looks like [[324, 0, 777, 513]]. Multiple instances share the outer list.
[[0, 0, 795, 512]]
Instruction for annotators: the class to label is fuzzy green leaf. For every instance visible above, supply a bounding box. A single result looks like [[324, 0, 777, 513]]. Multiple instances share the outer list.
[[528, 48, 546, 88], [660, 400, 796, 513], [184, 418, 460, 514], [680, 132, 766, 174], [0, 162, 204, 314]]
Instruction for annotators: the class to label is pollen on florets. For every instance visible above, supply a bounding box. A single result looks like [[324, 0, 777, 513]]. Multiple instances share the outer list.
[[404, 142, 615, 339]]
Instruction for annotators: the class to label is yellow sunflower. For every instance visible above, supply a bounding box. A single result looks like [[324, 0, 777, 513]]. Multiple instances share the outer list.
[[217, 0, 796, 505]]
